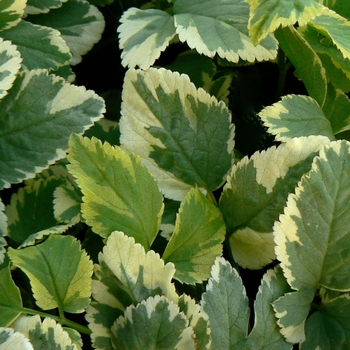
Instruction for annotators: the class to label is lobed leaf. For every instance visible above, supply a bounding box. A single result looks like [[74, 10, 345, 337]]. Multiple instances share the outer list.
[[163, 187, 226, 284], [118, 8, 176, 70], [201, 257, 250, 349], [111, 295, 196, 350], [273, 140, 350, 342], [0, 38, 22, 100], [0, 69, 105, 190], [0, 327, 33, 350], [1, 20, 72, 71], [248, 0, 325, 44], [275, 26, 328, 107], [12, 315, 78, 350], [120, 67, 235, 201], [8, 235, 93, 313], [27, 0, 105, 65], [0, 0, 26, 31], [219, 136, 330, 269], [67, 134, 164, 249], [174, 0, 277, 63], [259, 95, 334, 141]]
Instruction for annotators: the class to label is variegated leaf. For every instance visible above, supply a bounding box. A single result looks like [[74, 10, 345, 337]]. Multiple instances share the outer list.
[[0, 0, 26, 31]]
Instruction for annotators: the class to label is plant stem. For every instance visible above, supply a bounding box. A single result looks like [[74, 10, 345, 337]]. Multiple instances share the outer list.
[[20, 307, 91, 335], [276, 48, 288, 100]]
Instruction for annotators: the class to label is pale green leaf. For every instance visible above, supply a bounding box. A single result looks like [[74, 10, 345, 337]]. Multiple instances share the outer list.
[[0, 198, 7, 264], [219, 136, 330, 269], [118, 8, 176, 69], [310, 9, 350, 61], [259, 95, 334, 141], [0, 0, 26, 31], [178, 294, 211, 350], [120, 67, 235, 201], [275, 25, 328, 106], [247, 0, 325, 44], [6, 177, 72, 248], [174, 0, 278, 63], [8, 235, 93, 313], [0, 69, 105, 190], [27, 0, 105, 65], [12, 315, 78, 350], [1, 20, 71, 71], [201, 257, 250, 348], [273, 140, 350, 341], [0, 38, 22, 100], [303, 295, 350, 349], [0, 260, 22, 327], [163, 187, 225, 284], [25, 0, 68, 15], [0, 327, 33, 350], [67, 134, 164, 249], [86, 231, 177, 350], [111, 295, 196, 350]]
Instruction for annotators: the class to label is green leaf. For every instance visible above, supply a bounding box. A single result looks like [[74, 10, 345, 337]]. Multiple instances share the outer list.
[[12, 315, 78, 350], [111, 295, 196, 350], [273, 140, 350, 342], [0, 0, 26, 31], [27, 0, 105, 65], [86, 231, 177, 350], [0, 69, 105, 190], [8, 235, 93, 313], [118, 8, 176, 69], [259, 95, 335, 141], [120, 67, 235, 201], [247, 0, 325, 44], [201, 257, 250, 348], [173, 0, 277, 63], [6, 177, 72, 248], [0, 260, 22, 327], [219, 136, 330, 269], [0, 198, 7, 264], [1, 20, 71, 71], [310, 9, 350, 61], [163, 187, 225, 284], [0, 327, 33, 350], [67, 134, 164, 249], [0, 38, 22, 100], [236, 266, 292, 349], [303, 295, 350, 348], [275, 25, 328, 106], [25, 0, 66, 15]]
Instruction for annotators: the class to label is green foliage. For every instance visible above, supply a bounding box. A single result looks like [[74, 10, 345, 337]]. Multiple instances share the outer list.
[[2, 0, 350, 349]]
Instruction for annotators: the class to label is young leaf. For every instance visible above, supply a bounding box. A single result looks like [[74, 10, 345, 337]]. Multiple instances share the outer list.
[[0, 69, 105, 190], [1, 20, 72, 71], [0, 38, 22, 100], [0, 0, 26, 31], [8, 235, 93, 313], [259, 95, 335, 141], [86, 231, 177, 350], [173, 0, 277, 63], [25, 0, 66, 15], [0, 198, 7, 264], [273, 140, 350, 342], [118, 8, 176, 69], [275, 25, 328, 107], [0, 327, 33, 350], [219, 136, 330, 269], [6, 177, 72, 248], [247, 0, 325, 44], [12, 315, 79, 350], [111, 295, 196, 350], [120, 67, 235, 201], [27, 0, 105, 65], [162, 187, 226, 284], [201, 257, 250, 349], [67, 134, 164, 249], [0, 259, 22, 327]]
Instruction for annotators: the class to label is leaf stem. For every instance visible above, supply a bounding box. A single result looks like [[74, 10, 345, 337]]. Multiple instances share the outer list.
[[20, 307, 91, 335], [276, 48, 290, 100]]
